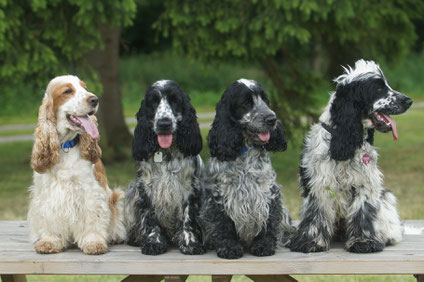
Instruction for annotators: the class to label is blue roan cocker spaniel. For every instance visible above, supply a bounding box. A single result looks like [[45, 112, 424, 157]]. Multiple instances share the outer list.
[[200, 79, 294, 259], [289, 60, 413, 253], [124, 80, 205, 255]]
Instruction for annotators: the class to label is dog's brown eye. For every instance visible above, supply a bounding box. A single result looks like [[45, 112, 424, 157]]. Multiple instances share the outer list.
[[63, 89, 73, 94]]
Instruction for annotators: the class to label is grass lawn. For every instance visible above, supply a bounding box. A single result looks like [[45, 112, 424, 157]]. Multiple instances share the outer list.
[[2, 52, 424, 127], [0, 107, 422, 281]]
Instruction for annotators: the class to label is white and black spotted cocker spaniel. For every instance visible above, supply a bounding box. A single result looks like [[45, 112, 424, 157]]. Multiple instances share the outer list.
[[289, 60, 413, 253], [200, 79, 294, 259], [124, 80, 205, 255]]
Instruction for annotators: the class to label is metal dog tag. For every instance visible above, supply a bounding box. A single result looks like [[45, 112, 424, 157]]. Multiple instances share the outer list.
[[154, 152, 163, 163]]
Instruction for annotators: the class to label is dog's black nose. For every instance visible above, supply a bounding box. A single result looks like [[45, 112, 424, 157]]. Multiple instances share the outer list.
[[265, 114, 277, 126], [157, 118, 173, 131], [398, 94, 413, 110], [404, 97, 413, 108], [88, 96, 99, 107]]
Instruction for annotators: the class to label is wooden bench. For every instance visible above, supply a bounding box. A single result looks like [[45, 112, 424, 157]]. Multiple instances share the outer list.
[[0, 221, 423, 282]]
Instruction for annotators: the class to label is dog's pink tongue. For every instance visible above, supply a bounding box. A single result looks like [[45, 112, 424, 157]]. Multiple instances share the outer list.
[[75, 115, 99, 139], [157, 134, 173, 148], [382, 113, 398, 141], [257, 131, 270, 142]]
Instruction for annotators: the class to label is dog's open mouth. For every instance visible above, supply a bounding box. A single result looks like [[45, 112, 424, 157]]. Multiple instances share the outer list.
[[370, 112, 398, 140], [66, 114, 99, 139], [257, 131, 270, 142], [157, 134, 173, 149], [244, 127, 271, 144]]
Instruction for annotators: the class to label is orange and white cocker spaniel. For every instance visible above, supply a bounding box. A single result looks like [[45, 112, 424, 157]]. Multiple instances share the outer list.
[[28, 75, 126, 255]]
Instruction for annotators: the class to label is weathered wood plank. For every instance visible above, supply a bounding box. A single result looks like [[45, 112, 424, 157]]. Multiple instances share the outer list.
[[1, 236, 424, 252], [415, 274, 424, 282], [247, 275, 297, 282], [0, 221, 423, 275], [211, 275, 232, 282], [0, 275, 27, 282], [164, 275, 187, 282], [0, 250, 423, 275], [122, 275, 164, 282]]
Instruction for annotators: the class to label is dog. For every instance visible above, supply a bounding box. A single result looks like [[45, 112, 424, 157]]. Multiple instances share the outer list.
[[124, 80, 205, 255], [200, 79, 294, 259], [289, 59, 413, 253], [28, 75, 126, 255]]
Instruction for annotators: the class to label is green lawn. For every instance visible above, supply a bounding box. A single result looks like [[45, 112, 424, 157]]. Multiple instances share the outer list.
[[2, 52, 424, 127], [0, 107, 422, 282]]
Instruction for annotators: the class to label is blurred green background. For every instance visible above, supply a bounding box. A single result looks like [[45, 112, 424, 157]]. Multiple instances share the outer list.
[[0, 0, 423, 281]]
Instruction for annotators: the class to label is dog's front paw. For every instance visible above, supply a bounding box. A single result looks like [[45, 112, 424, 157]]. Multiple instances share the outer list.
[[250, 237, 276, 257], [35, 240, 63, 254], [141, 241, 168, 255], [178, 230, 206, 255], [141, 234, 168, 255], [82, 241, 108, 255], [216, 239, 244, 259], [180, 240, 206, 255], [289, 234, 328, 253], [347, 239, 384, 253]]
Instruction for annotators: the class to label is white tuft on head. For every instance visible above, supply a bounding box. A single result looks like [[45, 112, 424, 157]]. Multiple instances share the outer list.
[[46, 75, 80, 93], [238, 78, 257, 90], [153, 80, 170, 89], [334, 59, 383, 85]]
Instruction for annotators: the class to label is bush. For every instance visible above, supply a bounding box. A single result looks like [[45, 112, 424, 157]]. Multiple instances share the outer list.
[[119, 51, 269, 112]]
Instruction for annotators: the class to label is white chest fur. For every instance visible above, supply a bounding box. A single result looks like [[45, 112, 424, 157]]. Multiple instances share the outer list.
[[302, 125, 384, 217], [29, 146, 109, 241], [208, 148, 276, 243], [137, 151, 197, 231]]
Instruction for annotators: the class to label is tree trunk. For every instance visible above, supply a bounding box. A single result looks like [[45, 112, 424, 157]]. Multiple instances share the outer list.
[[86, 25, 132, 161], [261, 55, 319, 138]]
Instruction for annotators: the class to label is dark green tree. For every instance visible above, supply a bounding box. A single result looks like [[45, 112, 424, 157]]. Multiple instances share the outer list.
[[0, 0, 136, 159], [155, 0, 424, 134]]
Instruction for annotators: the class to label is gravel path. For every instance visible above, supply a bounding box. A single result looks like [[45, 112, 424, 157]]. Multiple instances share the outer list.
[[0, 112, 215, 143], [1, 103, 423, 144]]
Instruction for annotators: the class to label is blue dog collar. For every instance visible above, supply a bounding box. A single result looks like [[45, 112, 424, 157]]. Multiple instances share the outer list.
[[242, 147, 248, 154], [60, 135, 80, 150]]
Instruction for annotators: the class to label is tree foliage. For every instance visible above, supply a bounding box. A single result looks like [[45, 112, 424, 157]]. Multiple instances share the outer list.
[[0, 0, 136, 86], [156, 0, 424, 135], [0, 0, 136, 160]]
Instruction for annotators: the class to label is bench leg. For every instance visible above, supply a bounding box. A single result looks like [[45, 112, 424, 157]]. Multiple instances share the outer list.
[[247, 275, 297, 282], [1, 275, 27, 282], [212, 275, 232, 282], [415, 274, 424, 282], [122, 275, 164, 282], [164, 275, 188, 282]]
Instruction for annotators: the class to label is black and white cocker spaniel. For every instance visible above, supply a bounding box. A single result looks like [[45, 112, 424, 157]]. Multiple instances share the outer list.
[[289, 59, 413, 253], [124, 80, 205, 255], [200, 79, 294, 259]]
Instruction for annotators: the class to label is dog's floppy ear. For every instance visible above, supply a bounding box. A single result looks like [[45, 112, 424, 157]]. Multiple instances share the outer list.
[[79, 115, 102, 164], [329, 84, 364, 161], [208, 93, 244, 161], [132, 100, 158, 161], [264, 121, 287, 152], [176, 94, 202, 156], [31, 93, 60, 173]]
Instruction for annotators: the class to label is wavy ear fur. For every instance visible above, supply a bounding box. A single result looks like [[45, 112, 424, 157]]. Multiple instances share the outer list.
[[176, 94, 202, 156], [329, 84, 364, 161], [31, 94, 60, 173], [132, 100, 158, 161], [207, 97, 244, 161], [264, 121, 287, 152], [79, 115, 102, 163]]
